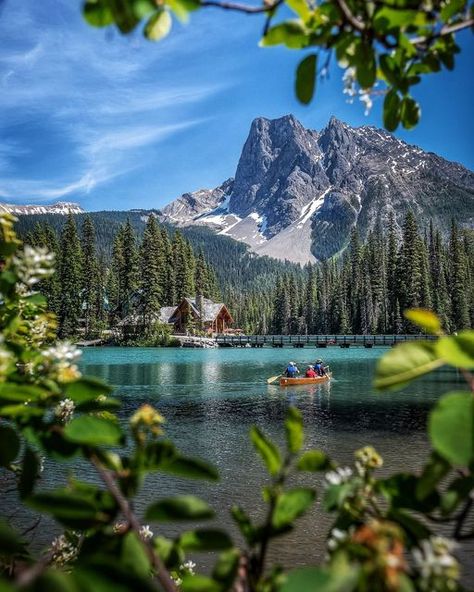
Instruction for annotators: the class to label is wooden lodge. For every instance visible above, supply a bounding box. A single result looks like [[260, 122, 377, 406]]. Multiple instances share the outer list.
[[159, 295, 234, 335]]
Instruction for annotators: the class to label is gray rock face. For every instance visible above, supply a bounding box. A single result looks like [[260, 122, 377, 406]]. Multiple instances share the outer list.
[[161, 115, 474, 263]]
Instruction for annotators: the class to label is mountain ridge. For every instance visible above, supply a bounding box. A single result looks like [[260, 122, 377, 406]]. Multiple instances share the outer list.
[[161, 114, 474, 263]]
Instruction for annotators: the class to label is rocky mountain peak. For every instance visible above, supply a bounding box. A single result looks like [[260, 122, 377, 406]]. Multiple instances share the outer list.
[[160, 115, 474, 264]]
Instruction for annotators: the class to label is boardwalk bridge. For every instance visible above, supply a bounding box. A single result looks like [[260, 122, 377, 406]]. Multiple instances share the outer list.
[[215, 334, 433, 348]]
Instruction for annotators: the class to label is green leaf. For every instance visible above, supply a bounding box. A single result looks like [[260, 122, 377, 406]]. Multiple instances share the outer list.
[[272, 488, 315, 529], [144, 9, 172, 41], [250, 426, 282, 476], [261, 20, 308, 49], [285, 406, 304, 453], [404, 309, 441, 335], [0, 520, 26, 556], [354, 43, 376, 89], [83, 0, 114, 27], [429, 391, 474, 466], [212, 548, 240, 587], [179, 529, 233, 552], [383, 89, 401, 132], [323, 483, 353, 512], [0, 424, 20, 467], [181, 575, 222, 592], [380, 473, 439, 513], [161, 455, 219, 481], [281, 564, 359, 592], [374, 7, 425, 33], [440, 0, 466, 22], [63, 415, 123, 446], [297, 450, 331, 471], [440, 475, 474, 514], [416, 452, 451, 500], [400, 96, 420, 129], [231, 505, 257, 545], [388, 508, 431, 546], [146, 495, 214, 522], [295, 54, 317, 105], [33, 570, 80, 592], [121, 532, 151, 579], [167, 0, 200, 22], [18, 446, 41, 499], [131, 0, 156, 19], [28, 491, 101, 529], [436, 331, 474, 369], [286, 0, 311, 21], [65, 376, 113, 402], [374, 340, 443, 390]]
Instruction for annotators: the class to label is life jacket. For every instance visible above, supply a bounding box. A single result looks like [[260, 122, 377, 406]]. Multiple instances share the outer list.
[[286, 365, 297, 377]]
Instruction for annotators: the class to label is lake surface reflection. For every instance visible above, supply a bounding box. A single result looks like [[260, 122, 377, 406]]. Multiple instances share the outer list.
[[7, 346, 472, 582], [78, 347, 471, 580]]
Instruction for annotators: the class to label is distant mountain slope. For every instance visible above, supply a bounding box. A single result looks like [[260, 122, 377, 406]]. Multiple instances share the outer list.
[[0, 202, 84, 215], [14, 211, 299, 294], [162, 115, 474, 263]]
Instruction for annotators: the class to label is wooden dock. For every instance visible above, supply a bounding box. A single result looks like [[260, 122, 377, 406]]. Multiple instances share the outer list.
[[215, 334, 432, 348]]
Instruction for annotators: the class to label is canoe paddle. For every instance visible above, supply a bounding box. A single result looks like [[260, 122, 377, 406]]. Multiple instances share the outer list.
[[267, 375, 281, 384]]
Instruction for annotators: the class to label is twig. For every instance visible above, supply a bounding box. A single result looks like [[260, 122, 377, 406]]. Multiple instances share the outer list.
[[200, 0, 283, 14], [16, 550, 54, 588], [90, 454, 178, 592], [411, 18, 474, 46], [453, 497, 473, 541], [334, 0, 365, 31]]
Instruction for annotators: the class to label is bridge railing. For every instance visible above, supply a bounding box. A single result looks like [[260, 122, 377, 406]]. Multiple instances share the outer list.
[[214, 334, 432, 346]]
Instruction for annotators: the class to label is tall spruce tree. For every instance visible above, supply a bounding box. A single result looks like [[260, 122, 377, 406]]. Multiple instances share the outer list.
[[140, 215, 163, 328], [58, 214, 82, 338], [81, 216, 102, 337], [449, 219, 470, 330]]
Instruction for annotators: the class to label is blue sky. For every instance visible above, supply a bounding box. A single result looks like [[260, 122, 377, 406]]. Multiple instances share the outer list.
[[0, 0, 473, 211]]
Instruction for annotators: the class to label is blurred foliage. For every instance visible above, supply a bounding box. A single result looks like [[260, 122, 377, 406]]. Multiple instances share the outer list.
[[81, 0, 474, 129], [1, 213, 474, 591]]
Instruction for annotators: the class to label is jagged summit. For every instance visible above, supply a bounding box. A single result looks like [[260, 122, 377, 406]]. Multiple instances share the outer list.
[[161, 114, 474, 264]]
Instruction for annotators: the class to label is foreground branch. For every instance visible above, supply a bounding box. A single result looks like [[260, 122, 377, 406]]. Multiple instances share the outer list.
[[199, 0, 283, 13], [90, 455, 178, 592]]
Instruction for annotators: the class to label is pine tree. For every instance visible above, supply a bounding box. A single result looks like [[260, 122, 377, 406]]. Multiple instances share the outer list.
[[58, 215, 82, 337], [386, 212, 399, 332], [81, 216, 102, 337], [139, 215, 163, 329], [399, 211, 423, 330], [121, 219, 139, 316], [449, 219, 470, 330], [173, 231, 194, 301]]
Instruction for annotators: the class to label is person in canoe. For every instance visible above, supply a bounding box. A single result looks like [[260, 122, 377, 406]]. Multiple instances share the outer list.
[[314, 359, 327, 377], [285, 362, 299, 378], [305, 365, 317, 378]]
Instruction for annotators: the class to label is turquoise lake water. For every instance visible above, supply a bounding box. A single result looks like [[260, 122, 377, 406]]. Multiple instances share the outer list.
[[76, 346, 471, 577], [7, 346, 471, 580]]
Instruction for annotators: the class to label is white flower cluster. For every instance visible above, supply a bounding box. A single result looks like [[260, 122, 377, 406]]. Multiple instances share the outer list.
[[182, 560, 196, 575], [139, 524, 154, 541], [54, 398, 75, 423], [13, 245, 55, 288], [342, 67, 374, 115], [327, 528, 349, 551], [324, 466, 353, 487], [413, 536, 460, 591], [43, 342, 81, 383], [49, 534, 78, 567]]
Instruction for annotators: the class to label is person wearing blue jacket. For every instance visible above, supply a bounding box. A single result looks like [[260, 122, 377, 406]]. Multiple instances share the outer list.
[[285, 362, 299, 378], [314, 359, 326, 376]]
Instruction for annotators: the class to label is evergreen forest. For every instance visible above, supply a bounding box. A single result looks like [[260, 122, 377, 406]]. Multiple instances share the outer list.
[[18, 212, 474, 339]]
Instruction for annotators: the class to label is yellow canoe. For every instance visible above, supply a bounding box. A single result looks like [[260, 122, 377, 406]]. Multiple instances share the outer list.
[[279, 373, 331, 386]]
